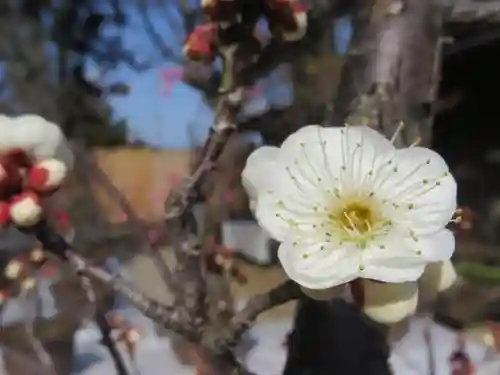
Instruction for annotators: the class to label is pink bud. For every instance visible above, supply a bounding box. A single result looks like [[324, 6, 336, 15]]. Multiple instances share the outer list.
[[0, 202, 10, 225]]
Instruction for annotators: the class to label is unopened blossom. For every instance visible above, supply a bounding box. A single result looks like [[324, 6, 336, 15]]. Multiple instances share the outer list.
[[418, 260, 457, 303], [242, 124, 458, 323], [0, 115, 73, 227]]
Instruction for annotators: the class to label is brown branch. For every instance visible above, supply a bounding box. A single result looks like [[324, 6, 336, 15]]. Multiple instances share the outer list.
[[228, 280, 301, 345], [68, 251, 195, 339], [168, 224, 206, 327], [164, 92, 241, 220], [331, 0, 443, 146]]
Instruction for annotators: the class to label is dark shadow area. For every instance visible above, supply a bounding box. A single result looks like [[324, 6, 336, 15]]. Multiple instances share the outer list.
[[434, 25, 500, 244], [282, 298, 391, 375]]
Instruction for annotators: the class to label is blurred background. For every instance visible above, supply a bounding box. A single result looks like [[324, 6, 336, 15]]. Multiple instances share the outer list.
[[3, 0, 500, 375]]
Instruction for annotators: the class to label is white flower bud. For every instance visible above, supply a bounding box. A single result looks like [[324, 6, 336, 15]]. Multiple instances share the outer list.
[[362, 280, 418, 324], [419, 260, 457, 303]]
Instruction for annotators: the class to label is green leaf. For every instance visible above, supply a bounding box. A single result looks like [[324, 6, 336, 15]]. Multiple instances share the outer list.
[[456, 261, 500, 285]]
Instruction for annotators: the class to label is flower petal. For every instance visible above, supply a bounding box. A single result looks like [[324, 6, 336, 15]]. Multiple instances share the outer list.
[[361, 229, 454, 283], [249, 144, 329, 241], [252, 178, 326, 241], [407, 228, 455, 262], [280, 125, 395, 190], [241, 146, 279, 201], [278, 125, 335, 193], [253, 194, 290, 241], [250, 125, 398, 242], [278, 239, 360, 289], [377, 147, 457, 235], [362, 280, 419, 324]]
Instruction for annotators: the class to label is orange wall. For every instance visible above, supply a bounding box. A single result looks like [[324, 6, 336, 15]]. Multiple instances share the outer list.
[[90, 148, 193, 222]]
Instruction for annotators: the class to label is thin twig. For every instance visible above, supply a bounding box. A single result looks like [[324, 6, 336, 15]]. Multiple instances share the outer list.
[[164, 92, 241, 220], [71, 252, 193, 338]]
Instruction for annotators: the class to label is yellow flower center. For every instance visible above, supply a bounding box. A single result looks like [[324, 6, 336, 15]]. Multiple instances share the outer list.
[[339, 201, 374, 234], [328, 199, 386, 248]]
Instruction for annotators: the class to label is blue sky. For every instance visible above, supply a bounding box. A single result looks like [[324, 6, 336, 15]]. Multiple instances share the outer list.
[[97, 5, 352, 149]]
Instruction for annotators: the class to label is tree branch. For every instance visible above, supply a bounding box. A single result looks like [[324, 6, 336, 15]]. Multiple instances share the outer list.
[[228, 280, 301, 345], [331, 0, 443, 146], [75, 252, 195, 339]]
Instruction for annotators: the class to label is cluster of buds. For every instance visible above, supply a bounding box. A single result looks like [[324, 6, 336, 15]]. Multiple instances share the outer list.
[[0, 115, 73, 303], [204, 236, 247, 285], [183, 23, 218, 63], [0, 149, 68, 227], [0, 244, 48, 303], [183, 0, 308, 91], [200, 0, 308, 41], [0, 115, 73, 228]]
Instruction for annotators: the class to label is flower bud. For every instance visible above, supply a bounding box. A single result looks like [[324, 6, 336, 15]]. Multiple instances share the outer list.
[[419, 260, 457, 303], [362, 280, 418, 324], [4, 260, 23, 279], [27, 159, 67, 193], [9, 192, 42, 227]]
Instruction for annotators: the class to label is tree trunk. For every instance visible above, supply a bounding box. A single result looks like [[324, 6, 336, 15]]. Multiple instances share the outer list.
[[283, 0, 444, 374]]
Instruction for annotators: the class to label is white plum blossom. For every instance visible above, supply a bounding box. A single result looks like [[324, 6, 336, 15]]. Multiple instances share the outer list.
[[0, 114, 73, 167], [242, 124, 458, 323]]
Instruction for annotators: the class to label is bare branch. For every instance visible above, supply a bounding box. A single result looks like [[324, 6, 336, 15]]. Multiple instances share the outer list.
[[70, 251, 195, 339], [164, 93, 242, 220], [229, 280, 301, 344]]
